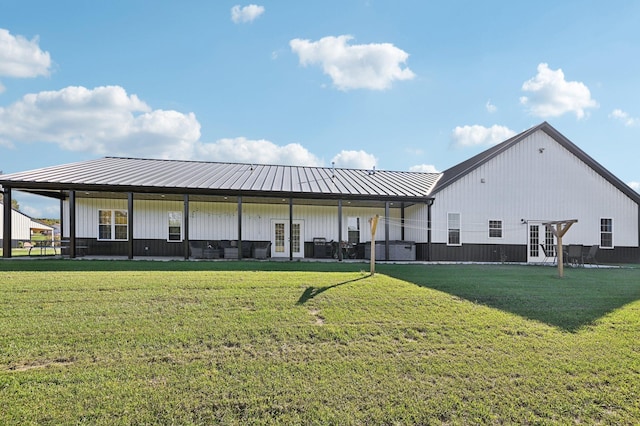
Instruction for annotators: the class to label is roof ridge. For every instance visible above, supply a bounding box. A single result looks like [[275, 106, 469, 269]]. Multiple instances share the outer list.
[[101, 156, 441, 175]]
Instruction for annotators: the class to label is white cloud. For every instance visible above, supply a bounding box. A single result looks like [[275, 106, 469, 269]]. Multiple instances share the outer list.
[[289, 35, 415, 90], [610, 109, 640, 127], [628, 181, 640, 192], [0, 28, 51, 79], [409, 164, 439, 173], [0, 85, 325, 167], [231, 4, 265, 23], [196, 137, 321, 166], [451, 124, 516, 148], [485, 100, 497, 113], [331, 150, 377, 169], [520, 63, 597, 119], [14, 191, 60, 219], [0, 85, 201, 158]]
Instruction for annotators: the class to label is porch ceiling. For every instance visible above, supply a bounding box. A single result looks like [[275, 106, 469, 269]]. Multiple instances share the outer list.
[[12, 189, 420, 208]]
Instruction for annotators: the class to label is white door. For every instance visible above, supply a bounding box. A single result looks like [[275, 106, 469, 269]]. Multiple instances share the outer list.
[[271, 220, 304, 258], [528, 223, 555, 263]]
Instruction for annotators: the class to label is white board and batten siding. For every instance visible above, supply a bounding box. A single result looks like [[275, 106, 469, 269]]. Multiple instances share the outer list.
[[67, 198, 401, 243], [0, 205, 33, 240], [431, 130, 639, 247], [403, 203, 429, 243]]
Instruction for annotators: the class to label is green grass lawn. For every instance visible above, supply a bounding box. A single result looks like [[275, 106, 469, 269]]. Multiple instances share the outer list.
[[1, 260, 639, 424]]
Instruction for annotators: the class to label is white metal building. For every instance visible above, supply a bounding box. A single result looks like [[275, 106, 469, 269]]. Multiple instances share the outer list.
[[1, 122, 639, 263], [0, 202, 54, 248]]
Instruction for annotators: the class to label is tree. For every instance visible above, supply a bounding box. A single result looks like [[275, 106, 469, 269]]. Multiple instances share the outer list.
[[0, 193, 20, 210]]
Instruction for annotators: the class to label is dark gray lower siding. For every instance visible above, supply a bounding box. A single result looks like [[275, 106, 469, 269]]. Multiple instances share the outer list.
[[75, 239, 184, 257], [62, 239, 640, 263], [594, 246, 640, 264], [418, 243, 640, 264], [420, 243, 526, 263]]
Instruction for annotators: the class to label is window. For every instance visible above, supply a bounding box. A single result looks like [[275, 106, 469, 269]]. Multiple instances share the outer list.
[[98, 209, 128, 241], [347, 217, 360, 245], [529, 224, 539, 257], [447, 213, 461, 245], [600, 218, 613, 248], [544, 226, 555, 257], [489, 220, 502, 238], [275, 223, 285, 253], [168, 211, 182, 242]]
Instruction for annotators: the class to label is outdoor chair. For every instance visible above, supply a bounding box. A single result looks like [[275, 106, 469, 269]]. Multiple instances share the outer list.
[[584, 245, 599, 267], [539, 244, 556, 264], [203, 242, 221, 259], [253, 241, 271, 259], [567, 244, 584, 267], [223, 240, 239, 259], [189, 241, 203, 259]]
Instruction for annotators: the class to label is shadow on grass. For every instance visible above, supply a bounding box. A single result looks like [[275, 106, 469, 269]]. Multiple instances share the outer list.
[[297, 275, 370, 304], [2, 259, 639, 332], [378, 264, 640, 332]]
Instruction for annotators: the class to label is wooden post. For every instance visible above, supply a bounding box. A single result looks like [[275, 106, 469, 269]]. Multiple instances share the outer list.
[[369, 215, 379, 275], [557, 235, 564, 278], [543, 219, 578, 278]]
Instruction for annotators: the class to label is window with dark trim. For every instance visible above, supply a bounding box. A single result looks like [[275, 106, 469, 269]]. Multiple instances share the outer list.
[[168, 211, 182, 242], [448, 213, 461, 245], [347, 217, 360, 245], [489, 220, 502, 238], [600, 218, 613, 248], [98, 209, 128, 241]]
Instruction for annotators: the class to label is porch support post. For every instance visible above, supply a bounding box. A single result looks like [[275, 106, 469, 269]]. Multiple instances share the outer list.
[[2, 186, 11, 258], [237, 195, 243, 260], [289, 197, 293, 261], [127, 192, 134, 260], [338, 199, 343, 261], [69, 190, 76, 259], [183, 194, 190, 260], [59, 195, 64, 247], [385, 201, 390, 261], [427, 199, 433, 261], [401, 203, 405, 241]]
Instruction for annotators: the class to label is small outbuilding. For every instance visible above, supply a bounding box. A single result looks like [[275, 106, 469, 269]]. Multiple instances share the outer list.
[[0, 202, 54, 249]]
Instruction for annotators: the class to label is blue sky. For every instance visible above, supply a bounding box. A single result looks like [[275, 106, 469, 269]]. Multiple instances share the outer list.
[[1, 1, 639, 218]]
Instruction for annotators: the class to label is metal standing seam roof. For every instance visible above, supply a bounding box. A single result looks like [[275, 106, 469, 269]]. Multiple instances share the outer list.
[[0, 157, 442, 200]]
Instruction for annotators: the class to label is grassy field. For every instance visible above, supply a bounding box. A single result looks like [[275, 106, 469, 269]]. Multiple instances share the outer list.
[[1, 260, 639, 424]]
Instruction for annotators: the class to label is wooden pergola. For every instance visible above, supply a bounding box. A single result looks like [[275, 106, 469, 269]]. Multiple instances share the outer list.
[[542, 219, 578, 278]]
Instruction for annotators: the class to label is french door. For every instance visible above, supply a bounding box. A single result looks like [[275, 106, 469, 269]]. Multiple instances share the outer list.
[[528, 222, 555, 263], [271, 220, 304, 258]]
